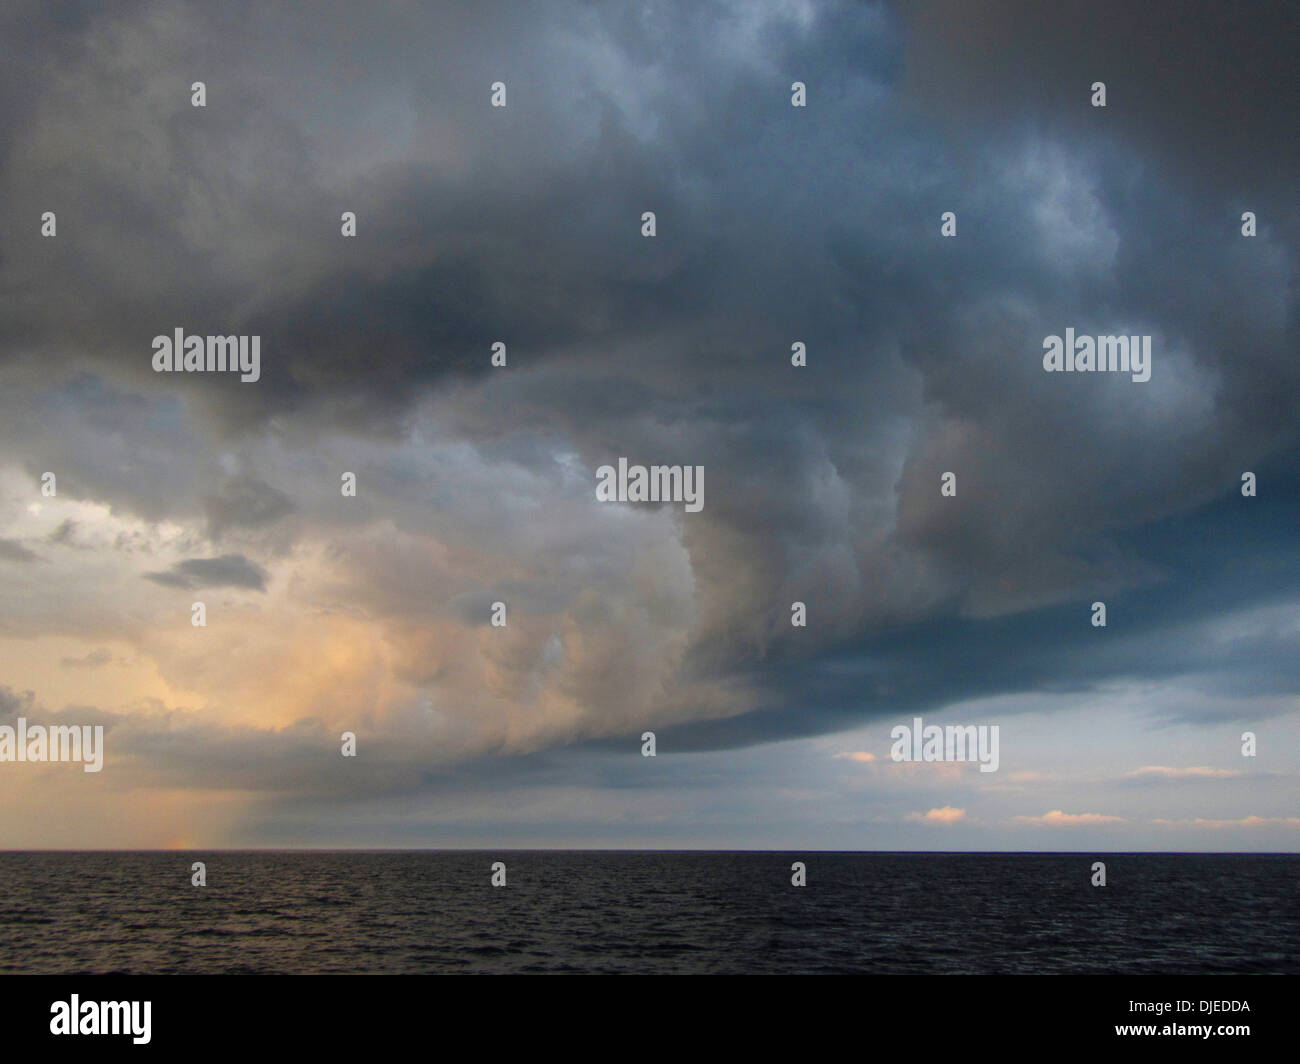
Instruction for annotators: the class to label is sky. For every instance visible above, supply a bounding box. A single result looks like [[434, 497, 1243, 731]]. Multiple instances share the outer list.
[[0, 0, 1296, 849]]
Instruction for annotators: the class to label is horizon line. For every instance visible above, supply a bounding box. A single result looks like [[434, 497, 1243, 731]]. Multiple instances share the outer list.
[[1, 847, 1296, 855]]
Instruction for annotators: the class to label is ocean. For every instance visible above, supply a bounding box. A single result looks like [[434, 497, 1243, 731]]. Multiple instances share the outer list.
[[0, 852, 1295, 975]]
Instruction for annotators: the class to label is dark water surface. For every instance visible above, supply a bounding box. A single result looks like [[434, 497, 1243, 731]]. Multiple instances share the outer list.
[[0, 852, 1294, 974]]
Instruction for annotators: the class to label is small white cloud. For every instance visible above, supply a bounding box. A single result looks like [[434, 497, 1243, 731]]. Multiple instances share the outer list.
[[1014, 809, 1124, 825]]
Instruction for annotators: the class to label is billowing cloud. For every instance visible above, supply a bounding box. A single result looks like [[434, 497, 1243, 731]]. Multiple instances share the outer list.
[[0, 0, 1295, 846]]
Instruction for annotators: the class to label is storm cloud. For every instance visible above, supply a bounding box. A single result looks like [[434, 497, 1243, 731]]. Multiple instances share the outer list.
[[0, 0, 1294, 847]]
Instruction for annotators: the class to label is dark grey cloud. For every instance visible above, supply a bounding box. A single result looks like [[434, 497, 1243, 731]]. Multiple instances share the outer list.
[[0, 686, 34, 715], [47, 519, 77, 544], [0, 538, 42, 563], [144, 553, 268, 591], [896, 0, 1300, 207], [0, 0, 1295, 767], [203, 474, 294, 539]]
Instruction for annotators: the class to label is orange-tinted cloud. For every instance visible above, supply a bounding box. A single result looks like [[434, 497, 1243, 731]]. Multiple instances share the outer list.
[[911, 806, 966, 823], [1014, 810, 1124, 825]]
